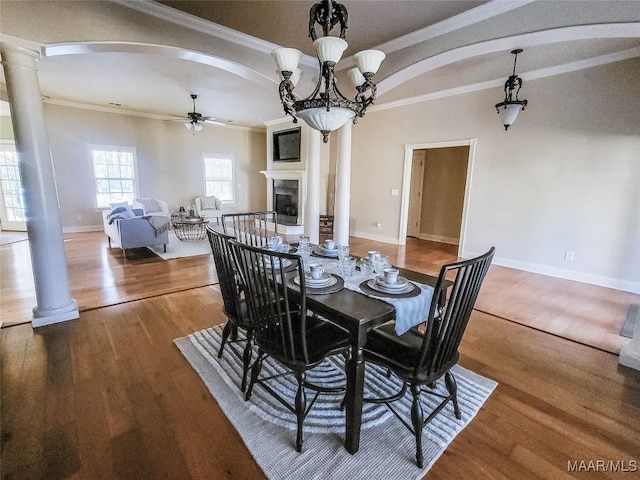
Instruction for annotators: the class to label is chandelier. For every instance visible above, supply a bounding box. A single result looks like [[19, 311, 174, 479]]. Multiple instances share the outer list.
[[272, 0, 385, 143], [495, 49, 528, 130]]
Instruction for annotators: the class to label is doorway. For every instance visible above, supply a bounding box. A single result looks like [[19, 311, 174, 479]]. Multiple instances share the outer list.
[[399, 139, 476, 256]]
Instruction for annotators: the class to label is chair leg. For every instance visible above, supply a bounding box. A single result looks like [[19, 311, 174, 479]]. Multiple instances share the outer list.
[[445, 371, 461, 419], [230, 323, 239, 341], [240, 331, 253, 392], [218, 321, 233, 358], [410, 384, 424, 468], [245, 351, 263, 401], [295, 371, 307, 452]]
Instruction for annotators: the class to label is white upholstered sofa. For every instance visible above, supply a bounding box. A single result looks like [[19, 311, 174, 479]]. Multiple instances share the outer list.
[[102, 205, 169, 258], [133, 198, 170, 218]]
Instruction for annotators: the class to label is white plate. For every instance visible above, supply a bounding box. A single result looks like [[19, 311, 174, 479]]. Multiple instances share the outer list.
[[294, 272, 335, 288], [367, 278, 414, 295], [318, 245, 338, 256], [265, 258, 292, 269], [307, 276, 338, 289], [375, 275, 409, 290]]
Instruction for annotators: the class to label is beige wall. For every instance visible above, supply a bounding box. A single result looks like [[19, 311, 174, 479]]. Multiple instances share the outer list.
[[419, 147, 468, 243], [43, 104, 266, 230], [350, 58, 640, 292]]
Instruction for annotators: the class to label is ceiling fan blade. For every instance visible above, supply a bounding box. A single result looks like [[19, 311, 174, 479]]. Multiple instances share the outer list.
[[202, 118, 226, 126]]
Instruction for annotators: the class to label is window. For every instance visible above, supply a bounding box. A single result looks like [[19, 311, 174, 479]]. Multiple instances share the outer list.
[[204, 155, 234, 203], [0, 145, 25, 222], [90, 146, 138, 208]]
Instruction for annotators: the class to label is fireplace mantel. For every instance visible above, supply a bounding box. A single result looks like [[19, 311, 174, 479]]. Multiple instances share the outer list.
[[260, 170, 306, 234]]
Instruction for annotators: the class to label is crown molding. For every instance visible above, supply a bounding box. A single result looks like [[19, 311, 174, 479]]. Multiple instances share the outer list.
[[378, 23, 640, 96], [43, 41, 276, 90], [0, 34, 44, 54], [339, 0, 536, 70], [41, 97, 264, 132], [371, 46, 640, 113], [263, 116, 297, 127], [377, 0, 536, 54], [111, 0, 317, 68]]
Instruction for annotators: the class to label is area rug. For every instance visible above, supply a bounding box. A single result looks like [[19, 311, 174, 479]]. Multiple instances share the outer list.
[[147, 231, 211, 260], [175, 325, 497, 479]]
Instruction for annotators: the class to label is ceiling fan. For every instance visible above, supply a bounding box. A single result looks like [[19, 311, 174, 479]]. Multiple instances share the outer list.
[[182, 94, 225, 131]]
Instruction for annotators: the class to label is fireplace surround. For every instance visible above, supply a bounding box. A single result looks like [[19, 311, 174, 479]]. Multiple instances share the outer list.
[[260, 170, 306, 234]]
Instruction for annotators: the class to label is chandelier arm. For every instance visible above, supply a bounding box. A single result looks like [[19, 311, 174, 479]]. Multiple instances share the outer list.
[[278, 76, 298, 122], [331, 77, 351, 102], [513, 77, 523, 102]]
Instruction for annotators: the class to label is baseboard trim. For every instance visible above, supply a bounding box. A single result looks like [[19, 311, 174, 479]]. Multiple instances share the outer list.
[[352, 230, 400, 245], [63, 225, 103, 233], [463, 249, 640, 294], [415, 233, 459, 245]]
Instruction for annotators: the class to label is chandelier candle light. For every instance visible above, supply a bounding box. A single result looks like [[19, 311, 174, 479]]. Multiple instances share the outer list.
[[495, 49, 528, 130], [273, 0, 385, 143]]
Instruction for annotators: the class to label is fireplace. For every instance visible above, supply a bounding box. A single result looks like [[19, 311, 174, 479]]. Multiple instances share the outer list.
[[273, 179, 298, 225], [260, 169, 305, 235]]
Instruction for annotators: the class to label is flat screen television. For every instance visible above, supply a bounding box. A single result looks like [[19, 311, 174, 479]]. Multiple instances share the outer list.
[[273, 127, 301, 162]]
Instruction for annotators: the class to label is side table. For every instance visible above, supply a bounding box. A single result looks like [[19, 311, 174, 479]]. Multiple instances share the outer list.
[[171, 214, 209, 242]]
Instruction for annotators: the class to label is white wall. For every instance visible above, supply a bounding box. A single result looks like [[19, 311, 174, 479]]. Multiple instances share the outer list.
[[350, 58, 640, 292], [44, 104, 266, 230]]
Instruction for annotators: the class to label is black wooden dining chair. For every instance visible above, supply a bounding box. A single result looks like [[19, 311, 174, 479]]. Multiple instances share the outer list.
[[206, 224, 254, 392], [222, 211, 279, 247], [362, 247, 495, 468], [228, 239, 350, 452]]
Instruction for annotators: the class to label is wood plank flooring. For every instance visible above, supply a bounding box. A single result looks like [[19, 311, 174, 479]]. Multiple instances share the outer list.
[[2, 231, 639, 479]]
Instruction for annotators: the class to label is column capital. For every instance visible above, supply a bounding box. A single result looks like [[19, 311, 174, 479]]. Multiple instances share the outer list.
[[0, 42, 41, 68]]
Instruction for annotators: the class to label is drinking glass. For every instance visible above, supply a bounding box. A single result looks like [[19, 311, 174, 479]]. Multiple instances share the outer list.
[[297, 235, 311, 265], [359, 258, 374, 276], [280, 243, 291, 253], [339, 256, 356, 279], [375, 255, 389, 273], [338, 244, 350, 261], [268, 235, 283, 251]]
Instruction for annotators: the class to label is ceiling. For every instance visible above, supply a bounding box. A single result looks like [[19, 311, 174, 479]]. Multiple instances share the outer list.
[[1, 0, 639, 130]]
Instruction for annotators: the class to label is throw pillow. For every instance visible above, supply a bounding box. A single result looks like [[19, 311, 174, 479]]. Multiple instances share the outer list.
[[200, 195, 220, 210], [136, 198, 162, 213], [107, 205, 135, 224], [109, 201, 129, 209]]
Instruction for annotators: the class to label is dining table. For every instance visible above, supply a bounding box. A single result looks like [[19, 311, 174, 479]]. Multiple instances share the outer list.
[[284, 246, 444, 455]]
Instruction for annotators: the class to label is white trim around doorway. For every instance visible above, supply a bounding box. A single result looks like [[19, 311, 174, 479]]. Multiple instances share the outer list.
[[399, 139, 477, 257]]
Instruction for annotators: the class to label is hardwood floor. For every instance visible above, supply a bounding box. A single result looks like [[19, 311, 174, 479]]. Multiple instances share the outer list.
[[2, 232, 639, 479]]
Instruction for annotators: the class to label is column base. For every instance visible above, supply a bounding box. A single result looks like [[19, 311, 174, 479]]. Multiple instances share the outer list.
[[619, 342, 640, 371], [32, 299, 79, 327]]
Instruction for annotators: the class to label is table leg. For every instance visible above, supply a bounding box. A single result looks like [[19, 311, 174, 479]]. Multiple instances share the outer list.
[[344, 332, 366, 454]]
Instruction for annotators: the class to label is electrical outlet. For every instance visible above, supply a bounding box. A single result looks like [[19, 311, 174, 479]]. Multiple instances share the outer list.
[[77, 214, 83, 221], [564, 251, 574, 262], [391, 189, 399, 196], [376, 222, 382, 229]]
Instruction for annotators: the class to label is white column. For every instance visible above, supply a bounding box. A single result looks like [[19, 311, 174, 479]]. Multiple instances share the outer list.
[[619, 311, 640, 371], [1, 43, 79, 327], [333, 121, 352, 246], [304, 127, 321, 244]]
